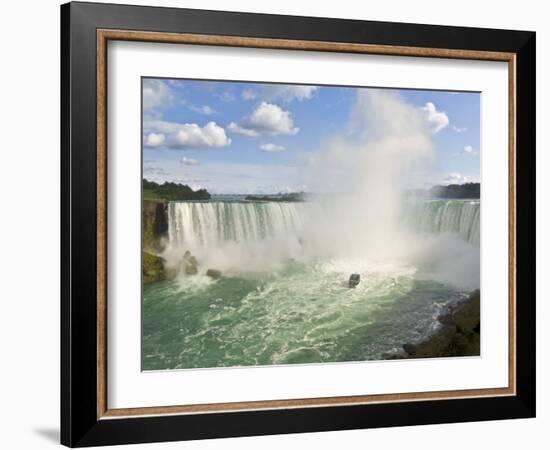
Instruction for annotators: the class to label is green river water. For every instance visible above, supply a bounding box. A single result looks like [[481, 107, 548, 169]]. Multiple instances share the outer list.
[[143, 199, 479, 370]]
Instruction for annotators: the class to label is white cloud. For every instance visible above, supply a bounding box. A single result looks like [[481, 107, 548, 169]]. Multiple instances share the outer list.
[[241, 89, 256, 100], [144, 116, 231, 150], [169, 122, 231, 149], [228, 102, 299, 137], [227, 122, 259, 137], [144, 132, 165, 147], [444, 172, 469, 184], [260, 143, 285, 152], [188, 104, 215, 115], [462, 145, 478, 155], [143, 79, 172, 110], [180, 157, 200, 166], [421, 102, 449, 134], [265, 85, 318, 103], [451, 125, 468, 133]]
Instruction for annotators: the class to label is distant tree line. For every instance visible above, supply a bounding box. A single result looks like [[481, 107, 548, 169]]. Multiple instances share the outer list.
[[245, 192, 306, 202], [143, 179, 211, 201], [429, 182, 480, 199]]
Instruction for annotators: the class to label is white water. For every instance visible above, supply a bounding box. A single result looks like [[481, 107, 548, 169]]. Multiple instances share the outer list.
[[164, 199, 480, 289], [162, 91, 481, 288], [143, 90, 482, 370], [167, 201, 307, 248], [168, 199, 480, 251], [145, 198, 480, 369], [407, 200, 480, 245]]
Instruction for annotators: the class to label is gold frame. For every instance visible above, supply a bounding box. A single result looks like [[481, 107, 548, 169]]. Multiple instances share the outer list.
[[96, 29, 516, 420]]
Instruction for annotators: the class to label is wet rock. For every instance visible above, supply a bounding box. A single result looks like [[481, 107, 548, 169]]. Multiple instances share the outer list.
[[143, 200, 168, 252], [143, 251, 166, 284], [206, 269, 222, 279], [182, 250, 199, 275], [184, 262, 199, 275], [402, 290, 480, 358], [402, 343, 417, 356]]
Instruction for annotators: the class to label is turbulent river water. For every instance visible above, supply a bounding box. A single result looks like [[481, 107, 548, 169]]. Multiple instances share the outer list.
[[143, 198, 480, 370]]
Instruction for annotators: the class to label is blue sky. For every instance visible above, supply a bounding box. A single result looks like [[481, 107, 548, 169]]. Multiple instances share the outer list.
[[143, 78, 480, 194]]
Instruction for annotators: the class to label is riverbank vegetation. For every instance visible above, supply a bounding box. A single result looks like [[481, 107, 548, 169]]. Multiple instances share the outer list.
[[245, 192, 306, 202], [428, 183, 480, 199], [143, 179, 211, 201]]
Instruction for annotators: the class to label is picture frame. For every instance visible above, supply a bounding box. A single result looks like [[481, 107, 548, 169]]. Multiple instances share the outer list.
[[60, 1, 536, 447]]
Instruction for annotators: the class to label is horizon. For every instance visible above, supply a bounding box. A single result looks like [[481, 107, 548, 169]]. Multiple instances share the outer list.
[[143, 177, 480, 197]]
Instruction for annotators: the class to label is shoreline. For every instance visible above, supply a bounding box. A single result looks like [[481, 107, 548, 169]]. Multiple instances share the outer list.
[[395, 289, 480, 359]]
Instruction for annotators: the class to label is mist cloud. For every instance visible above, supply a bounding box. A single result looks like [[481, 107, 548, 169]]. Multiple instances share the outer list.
[[302, 89, 435, 259]]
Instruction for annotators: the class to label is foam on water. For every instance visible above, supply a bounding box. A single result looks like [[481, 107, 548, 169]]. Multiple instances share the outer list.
[[143, 256, 465, 369], [142, 199, 480, 370]]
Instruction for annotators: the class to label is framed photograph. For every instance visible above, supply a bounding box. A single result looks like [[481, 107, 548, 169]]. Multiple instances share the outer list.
[[61, 1, 536, 447]]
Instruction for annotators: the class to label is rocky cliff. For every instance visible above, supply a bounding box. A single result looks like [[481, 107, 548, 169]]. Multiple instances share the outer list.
[[143, 251, 166, 284], [143, 200, 168, 252], [143, 200, 169, 284]]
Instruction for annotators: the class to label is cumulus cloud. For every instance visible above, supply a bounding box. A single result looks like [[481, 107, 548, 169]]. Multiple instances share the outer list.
[[144, 132, 166, 148], [264, 85, 318, 103], [143, 79, 172, 110], [144, 114, 231, 150], [260, 143, 285, 152], [421, 102, 449, 134], [462, 145, 478, 155], [241, 89, 256, 100], [228, 102, 299, 137], [180, 157, 200, 166], [444, 172, 469, 184], [227, 122, 259, 137], [169, 122, 231, 149]]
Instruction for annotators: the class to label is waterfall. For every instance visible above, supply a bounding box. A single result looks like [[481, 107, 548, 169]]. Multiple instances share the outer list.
[[168, 201, 306, 249], [409, 200, 480, 245], [167, 199, 480, 250]]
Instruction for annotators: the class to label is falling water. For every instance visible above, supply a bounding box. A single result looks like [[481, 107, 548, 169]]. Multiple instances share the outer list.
[[144, 199, 480, 370], [167, 199, 480, 249], [408, 200, 480, 245], [167, 201, 307, 248]]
